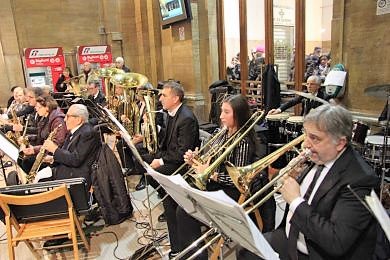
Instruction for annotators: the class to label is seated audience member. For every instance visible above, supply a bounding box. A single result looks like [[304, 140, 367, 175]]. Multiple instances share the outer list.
[[238, 104, 379, 260], [115, 56, 131, 72]]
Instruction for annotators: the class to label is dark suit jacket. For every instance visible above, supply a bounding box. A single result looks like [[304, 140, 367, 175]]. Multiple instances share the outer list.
[[88, 91, 107, 107], [52, 123, 101, 189], [158, 104, 200, 166], [289, 146, 379, 259], [279, 89, 328, 116]]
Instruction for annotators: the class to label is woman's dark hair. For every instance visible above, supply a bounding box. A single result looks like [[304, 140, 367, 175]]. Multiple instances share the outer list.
[[223, 94, 260, 163], [36, 95, 58, 112], [223, 94, 251, 129]]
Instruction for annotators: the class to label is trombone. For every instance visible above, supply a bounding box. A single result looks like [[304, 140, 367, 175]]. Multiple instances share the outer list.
[[142, 110, 265, 209], [226, 133, 306, 195]]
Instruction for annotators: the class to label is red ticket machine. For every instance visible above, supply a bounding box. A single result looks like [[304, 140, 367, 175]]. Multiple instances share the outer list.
[[24, 47, 66, 89], [76, 45, 112, 92]]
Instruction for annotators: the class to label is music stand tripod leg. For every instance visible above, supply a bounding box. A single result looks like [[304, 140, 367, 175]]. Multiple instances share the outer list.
[[0, 155, 8, 186]]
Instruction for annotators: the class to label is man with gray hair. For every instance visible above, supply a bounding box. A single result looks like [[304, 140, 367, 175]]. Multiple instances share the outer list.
[[42, 104, 101, 189], [115, 56, 130, 72], [238, 104, 379, 259], [268, 75, 329, 116]]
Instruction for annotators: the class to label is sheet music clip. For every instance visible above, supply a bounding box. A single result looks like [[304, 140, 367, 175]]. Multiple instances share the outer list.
[[147, 166, 279, 260]]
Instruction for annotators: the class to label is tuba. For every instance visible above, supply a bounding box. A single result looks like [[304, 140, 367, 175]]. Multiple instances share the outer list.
[[138, 89, 159, 154], [27, 124, 62, 183], [110, 73, 149, 136]]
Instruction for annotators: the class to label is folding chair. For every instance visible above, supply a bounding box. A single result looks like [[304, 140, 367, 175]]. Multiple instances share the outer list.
[[0, 185, 90, 260]]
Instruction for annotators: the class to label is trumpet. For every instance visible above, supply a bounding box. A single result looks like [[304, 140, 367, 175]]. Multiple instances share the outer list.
[[242, 148, 312, 212]]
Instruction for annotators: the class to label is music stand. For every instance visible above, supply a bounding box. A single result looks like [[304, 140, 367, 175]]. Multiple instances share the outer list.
[[0, 131, 21, 186], [146, 166, 279, 260], [104, 109, 164, 259]]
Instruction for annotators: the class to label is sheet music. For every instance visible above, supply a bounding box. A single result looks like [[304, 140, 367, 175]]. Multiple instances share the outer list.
[[146, 166, 211, 225], [188, 189, 279, 260], [147, 167, 279, 259], [0, 131, 20, 161], [365, 190, 390, 241]]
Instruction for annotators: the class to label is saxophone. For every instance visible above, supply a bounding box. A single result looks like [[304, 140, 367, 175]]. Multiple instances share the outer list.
[[27, 124, 62, 183], [6, 104, 22, 146]]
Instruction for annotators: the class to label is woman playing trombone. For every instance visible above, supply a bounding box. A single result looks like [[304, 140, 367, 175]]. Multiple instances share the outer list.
[[173, 94, 275, 259]]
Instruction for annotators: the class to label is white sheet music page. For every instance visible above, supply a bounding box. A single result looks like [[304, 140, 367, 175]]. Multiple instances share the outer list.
[[0, 132, 19, 161], [365, 190, 390, 241], [145, 165, 210, 225], [188, 189, 279, 260]]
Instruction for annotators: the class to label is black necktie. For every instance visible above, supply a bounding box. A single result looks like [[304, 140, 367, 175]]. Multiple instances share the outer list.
[[288, 164, 325, 260]]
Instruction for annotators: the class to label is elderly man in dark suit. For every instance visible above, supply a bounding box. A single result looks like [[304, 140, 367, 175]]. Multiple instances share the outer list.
[[42, 103, 101, 189], [268, 75, 329, 116], [238, 104, 379, 260]]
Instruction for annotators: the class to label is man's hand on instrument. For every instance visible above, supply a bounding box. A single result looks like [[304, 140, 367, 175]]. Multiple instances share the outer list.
[[267, 108, 281, 115], [280, 175, 301, 204], [43, 140, 58, 153], [150, 159, 161, 169], [42, 155, 54, 164]]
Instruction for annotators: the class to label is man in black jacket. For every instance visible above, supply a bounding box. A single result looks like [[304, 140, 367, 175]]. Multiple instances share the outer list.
[[87, 81, 107, 107], [268, 75, 329, 116], [42, 104, 101, 189], [135, 82, 200, 257], [238, 104, 379, 260]]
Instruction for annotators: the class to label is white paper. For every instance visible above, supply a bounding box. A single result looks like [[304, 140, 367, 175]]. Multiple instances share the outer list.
[[324, 71, 347, 87], [0, 132, 20, 162], [365, 190, 390, 241], [34, 166, 53, 183], [147, 168, 279, 259], [188, 189, 279, 260]]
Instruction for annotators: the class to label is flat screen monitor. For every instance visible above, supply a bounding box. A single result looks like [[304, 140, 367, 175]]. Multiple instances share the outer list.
[[159, 0, 190, 26]]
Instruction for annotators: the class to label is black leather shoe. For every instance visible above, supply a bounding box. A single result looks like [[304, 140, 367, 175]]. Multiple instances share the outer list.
[[135, 178, 146, 191], [85, 207, 102, 223], [43, 238, 69, 248], [158, 212, 166, 222]]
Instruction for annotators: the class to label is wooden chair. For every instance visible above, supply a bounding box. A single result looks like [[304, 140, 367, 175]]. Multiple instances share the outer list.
[[0, 185, 90, 260]]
